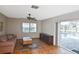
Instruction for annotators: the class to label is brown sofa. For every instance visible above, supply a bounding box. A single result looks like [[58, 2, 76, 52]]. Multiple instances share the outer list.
[[0, 34, 17, 54]]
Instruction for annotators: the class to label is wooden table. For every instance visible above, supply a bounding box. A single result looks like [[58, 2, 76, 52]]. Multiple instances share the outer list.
[[23, 37, 32, 45]]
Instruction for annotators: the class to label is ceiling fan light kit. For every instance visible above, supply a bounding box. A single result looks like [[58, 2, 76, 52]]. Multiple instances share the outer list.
[[27, 13, 37, 21]]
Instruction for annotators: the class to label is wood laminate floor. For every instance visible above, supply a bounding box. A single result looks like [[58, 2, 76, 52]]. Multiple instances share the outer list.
[[14, 39, 74, 54]]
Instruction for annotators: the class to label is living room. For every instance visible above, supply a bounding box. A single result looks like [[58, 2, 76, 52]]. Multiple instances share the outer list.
[[0, 5, 79, 54]]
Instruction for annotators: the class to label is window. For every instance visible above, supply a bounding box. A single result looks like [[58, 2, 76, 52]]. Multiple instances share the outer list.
[[22, 23, 29, 32], [22, 23, 37, 32], [30, 23, 37, 32]]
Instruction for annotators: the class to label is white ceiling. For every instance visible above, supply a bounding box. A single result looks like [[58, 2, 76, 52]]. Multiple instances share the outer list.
[[0, 5, 79, 20]]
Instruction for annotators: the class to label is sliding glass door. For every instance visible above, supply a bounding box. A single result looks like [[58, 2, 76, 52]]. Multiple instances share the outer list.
[[59, 21, 79, 53]]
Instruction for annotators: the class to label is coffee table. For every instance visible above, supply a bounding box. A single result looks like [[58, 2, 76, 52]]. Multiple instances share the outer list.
[[23, 37, 32, 45], [22, 37, 37, 49]]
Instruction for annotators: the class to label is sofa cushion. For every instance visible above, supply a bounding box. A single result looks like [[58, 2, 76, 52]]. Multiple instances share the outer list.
[[0, 36, 7, 42], [7, 34, 14, 40]]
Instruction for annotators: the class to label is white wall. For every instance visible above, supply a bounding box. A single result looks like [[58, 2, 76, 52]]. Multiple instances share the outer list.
[[42, 19, 55, 35], [0, 13, 7, 35], [6, 18, 42, 39], [42, 10, 79, 45]]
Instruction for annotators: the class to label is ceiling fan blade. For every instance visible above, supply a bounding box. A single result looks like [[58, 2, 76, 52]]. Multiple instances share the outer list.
[[32, 18, 37, 21]]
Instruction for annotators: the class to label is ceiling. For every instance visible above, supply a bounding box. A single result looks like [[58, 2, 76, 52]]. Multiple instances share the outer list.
[[0, 5, 79, 20]]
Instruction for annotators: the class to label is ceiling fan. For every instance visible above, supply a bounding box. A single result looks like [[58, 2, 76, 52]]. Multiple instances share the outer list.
[[27, 13, 37, 21]]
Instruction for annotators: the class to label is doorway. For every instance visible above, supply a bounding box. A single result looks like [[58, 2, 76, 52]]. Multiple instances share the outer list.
[[58, 21, 79, 53]]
